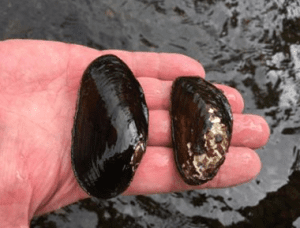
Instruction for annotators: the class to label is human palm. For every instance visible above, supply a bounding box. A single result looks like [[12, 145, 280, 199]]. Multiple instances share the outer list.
[[0, 39, 269, 227]]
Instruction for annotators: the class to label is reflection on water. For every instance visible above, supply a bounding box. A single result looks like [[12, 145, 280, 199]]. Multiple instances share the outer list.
[[1, 0, 300, 227]]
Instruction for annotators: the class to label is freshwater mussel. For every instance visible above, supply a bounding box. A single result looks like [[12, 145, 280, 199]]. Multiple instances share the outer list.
[[71, 55, 149, 199], [171, 77, 233, 185]]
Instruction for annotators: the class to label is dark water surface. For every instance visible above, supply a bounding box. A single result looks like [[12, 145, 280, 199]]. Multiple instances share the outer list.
[[1, 0, 300, 227]]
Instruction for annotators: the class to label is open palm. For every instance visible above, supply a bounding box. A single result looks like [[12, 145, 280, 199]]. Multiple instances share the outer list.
[[0, 39, 269, 227]]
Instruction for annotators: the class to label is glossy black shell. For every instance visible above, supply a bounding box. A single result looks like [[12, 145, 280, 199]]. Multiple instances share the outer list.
[[71, 55, 149, 199], [171, 77, 233, 185]]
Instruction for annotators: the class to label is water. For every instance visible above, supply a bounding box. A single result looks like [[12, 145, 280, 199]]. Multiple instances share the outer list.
[[1, 0, 300, 227]]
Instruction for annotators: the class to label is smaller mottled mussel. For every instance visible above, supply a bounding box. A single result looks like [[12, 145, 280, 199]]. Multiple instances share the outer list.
[[171, 77, 233, 185], [71, 55, 149, 199]]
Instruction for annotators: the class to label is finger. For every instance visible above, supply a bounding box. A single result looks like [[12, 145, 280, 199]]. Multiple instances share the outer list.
[[2, 40, 204, 82], [124, 146, 261, 195], [101, 50, 206, 80], [231, 114, 270, 149], [149, 110, 171, 146], [138, 77, 244, 113], [214, 84, 244, 113], [148, 110, 270, 149]]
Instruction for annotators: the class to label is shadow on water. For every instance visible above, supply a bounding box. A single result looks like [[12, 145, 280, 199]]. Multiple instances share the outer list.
[[1, 0, 300, 227]]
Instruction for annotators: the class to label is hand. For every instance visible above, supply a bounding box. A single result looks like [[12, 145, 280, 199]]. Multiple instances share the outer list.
[[0, 39, 269, 227]]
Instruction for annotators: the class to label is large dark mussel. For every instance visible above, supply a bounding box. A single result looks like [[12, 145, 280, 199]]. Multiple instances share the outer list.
[[71, 55, 149, 199], [171, 77, 233, 185]]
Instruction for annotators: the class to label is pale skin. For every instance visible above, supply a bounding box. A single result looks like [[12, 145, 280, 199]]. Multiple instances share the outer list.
[[0, 40, 270, 228]]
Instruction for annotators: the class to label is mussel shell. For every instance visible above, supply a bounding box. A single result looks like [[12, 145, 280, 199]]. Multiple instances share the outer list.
[[171, 77, 233, 185], [71, 55, 149, 199]]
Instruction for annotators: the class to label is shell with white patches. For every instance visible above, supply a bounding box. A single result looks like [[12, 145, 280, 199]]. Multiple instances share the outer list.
[[170, 76, 233, 185]]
